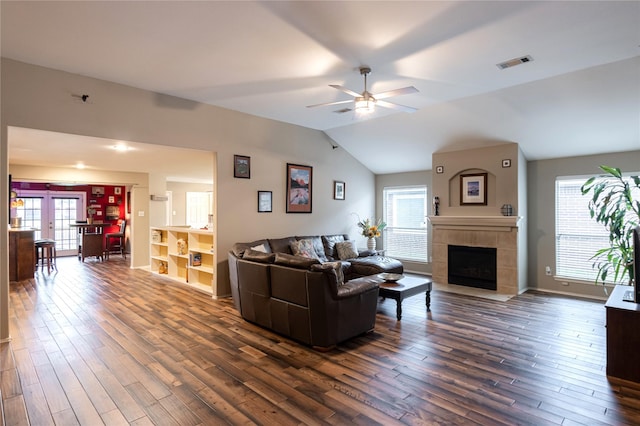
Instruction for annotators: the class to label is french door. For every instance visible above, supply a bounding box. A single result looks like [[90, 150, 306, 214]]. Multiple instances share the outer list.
[[15, 190, 86, 257]]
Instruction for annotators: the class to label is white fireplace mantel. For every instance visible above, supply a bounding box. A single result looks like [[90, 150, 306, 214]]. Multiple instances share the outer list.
[[428, 216, 522, 231]]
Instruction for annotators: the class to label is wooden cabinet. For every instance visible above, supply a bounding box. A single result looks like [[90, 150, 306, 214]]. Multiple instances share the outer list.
[[150, 227, 215, 295], [9, 229, 35, 281], [605, 285, 640, 382]]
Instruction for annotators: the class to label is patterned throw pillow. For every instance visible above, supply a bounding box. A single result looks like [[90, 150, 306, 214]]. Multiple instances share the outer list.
[[290, 239, 319, 259], [335, 240, 359, 260], [311, 261, 344, 286]]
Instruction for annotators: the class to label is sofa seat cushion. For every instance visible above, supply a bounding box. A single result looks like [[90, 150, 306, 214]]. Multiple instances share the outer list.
[[349, 255, 403, 276]]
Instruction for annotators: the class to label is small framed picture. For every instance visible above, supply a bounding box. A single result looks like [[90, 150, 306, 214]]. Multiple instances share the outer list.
[[108, 196, 115, 203], [502, 159, 511, 168], [114, 187, 122, 195], [333, 181, 345, 200], [435, 166, 444, 174], [460, 173, 488, 205], [234, 155, 251, 179], [258, 191, 272, 213]]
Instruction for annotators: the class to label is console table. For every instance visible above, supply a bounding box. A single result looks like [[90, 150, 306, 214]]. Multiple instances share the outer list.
[[605, 285, 640, 382]]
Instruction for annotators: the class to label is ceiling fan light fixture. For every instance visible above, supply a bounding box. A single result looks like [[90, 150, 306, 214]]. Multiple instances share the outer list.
[[355, 96, 375, 113]]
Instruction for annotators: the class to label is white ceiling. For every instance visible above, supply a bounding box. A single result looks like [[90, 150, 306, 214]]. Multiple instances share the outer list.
[[2, 1, 639, 175]]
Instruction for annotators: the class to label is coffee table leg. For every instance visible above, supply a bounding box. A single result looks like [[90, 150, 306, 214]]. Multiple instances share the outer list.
[[426, 290, 431, 312], [396, 300, 402, 320]]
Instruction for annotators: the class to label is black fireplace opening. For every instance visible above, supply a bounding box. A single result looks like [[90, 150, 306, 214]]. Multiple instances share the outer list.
[[448, 245, 497, 290]]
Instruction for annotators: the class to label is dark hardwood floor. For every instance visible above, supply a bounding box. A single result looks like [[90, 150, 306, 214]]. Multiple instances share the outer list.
[[3, 256, 640, 425]]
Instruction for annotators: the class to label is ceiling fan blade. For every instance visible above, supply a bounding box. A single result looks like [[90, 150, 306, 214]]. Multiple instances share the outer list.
[[306, 99, 353, 109], [329, 84, 362, 98], [374, 86, 419, 100], [376, 100, 418, 113]]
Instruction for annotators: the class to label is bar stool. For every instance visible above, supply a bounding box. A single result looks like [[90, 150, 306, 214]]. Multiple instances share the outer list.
[[35, 239, 57, 274], [105, 220, 126, 259]]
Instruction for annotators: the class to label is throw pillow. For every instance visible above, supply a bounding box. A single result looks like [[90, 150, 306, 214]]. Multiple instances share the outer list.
[[335, 240, 359, 260], [290, 239, 319, 259], [251, 243, 268, 253], [311, 261, 344, 286]]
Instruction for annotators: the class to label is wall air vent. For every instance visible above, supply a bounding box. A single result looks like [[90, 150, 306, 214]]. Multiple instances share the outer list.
[[497, 55, 533, 70]]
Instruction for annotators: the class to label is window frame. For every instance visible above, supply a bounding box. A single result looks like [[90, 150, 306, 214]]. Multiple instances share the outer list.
[[382, 185, 429, 263]]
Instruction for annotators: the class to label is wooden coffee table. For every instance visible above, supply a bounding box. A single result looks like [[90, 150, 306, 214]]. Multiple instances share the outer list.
[[378, 275, 432, 320]]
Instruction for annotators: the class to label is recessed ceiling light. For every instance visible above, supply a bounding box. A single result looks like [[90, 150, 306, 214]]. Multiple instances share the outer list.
[[112, 144, 131, 152], [76, 162, 86, 169]]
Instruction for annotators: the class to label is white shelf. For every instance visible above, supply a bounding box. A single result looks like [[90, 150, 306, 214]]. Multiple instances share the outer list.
[[150, 226, 215, 294]]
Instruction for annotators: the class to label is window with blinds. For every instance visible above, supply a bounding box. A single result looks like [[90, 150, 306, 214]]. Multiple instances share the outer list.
[[555, 176, 639, 283], [382, 186, 428, 262]]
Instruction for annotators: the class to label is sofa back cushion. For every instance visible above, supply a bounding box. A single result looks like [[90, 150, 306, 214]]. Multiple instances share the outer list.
[[243, 249, 276, 263], [295, 235, 328, 262], [322, 234, 347, 260], [290, 238, 320, 260], [274, 252, 321, 269], [269, 237, 296, 254], [231, 239, 270, 257]]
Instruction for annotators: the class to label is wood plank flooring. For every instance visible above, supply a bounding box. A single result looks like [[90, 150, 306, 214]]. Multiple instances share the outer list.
[[3, 256, 640, 425]]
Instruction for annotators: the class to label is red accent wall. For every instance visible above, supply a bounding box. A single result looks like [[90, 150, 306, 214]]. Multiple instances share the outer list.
[[11, 182, 126, 234]]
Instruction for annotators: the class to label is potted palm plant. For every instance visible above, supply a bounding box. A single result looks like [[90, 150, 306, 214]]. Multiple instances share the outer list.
[[581, 166, 640, 285]]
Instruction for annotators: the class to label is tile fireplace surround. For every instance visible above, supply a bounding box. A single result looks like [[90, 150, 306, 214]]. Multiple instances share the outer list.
[[430, 216, 523, 296]]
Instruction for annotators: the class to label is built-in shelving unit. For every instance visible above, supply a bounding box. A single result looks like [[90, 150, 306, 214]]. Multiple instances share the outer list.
[[150, 226, 215, 295]]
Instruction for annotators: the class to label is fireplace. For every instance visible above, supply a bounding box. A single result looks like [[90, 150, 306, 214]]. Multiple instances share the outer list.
[[448, 245, 497, 290], [429, 216, 523, 295]]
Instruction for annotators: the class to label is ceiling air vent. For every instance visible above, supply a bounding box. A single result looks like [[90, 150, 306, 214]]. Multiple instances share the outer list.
[[334, 108, 352, 114], [497, 55, 533, 70]]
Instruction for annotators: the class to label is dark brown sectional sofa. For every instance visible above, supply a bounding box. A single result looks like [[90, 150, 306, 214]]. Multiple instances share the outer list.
[[228, 234, 403, 349]]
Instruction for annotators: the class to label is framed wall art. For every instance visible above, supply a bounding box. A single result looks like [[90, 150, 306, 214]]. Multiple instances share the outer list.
[[234, 155, 251, 179], [286, 163, 312, 213], [258, 191, 272, 213], [460, 173, 488, 205], [333, 181, 345, 200]]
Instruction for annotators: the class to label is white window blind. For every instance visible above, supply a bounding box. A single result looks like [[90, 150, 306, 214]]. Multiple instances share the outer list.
[[555, 176, 639, 283], [383, 186, 428, 262]]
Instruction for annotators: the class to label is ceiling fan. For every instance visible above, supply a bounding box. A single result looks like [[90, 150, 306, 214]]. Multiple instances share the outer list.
[[307, 67, 419, 114]]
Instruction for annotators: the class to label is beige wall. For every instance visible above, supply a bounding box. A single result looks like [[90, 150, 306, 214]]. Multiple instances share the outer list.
[[166, 181, 214, 226], [433, 143, 521, 217], [1, 59, 375, 318], [527, 150, 640, 299]]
